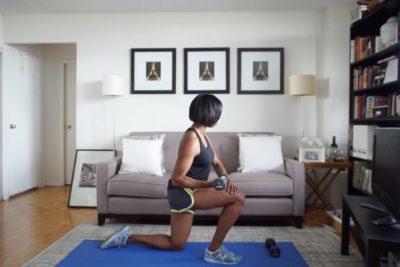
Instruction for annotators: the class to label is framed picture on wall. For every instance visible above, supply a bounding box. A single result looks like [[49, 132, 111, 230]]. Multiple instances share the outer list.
[[238, 48, 284, 94], [68, 149, 115, 207], [184, 48, 230, 94], [131, 48, 176, 94]]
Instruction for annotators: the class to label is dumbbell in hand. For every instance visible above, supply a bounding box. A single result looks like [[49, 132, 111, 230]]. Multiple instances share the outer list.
[[212, 175, 228, 191], [265, 238, 281, 257]]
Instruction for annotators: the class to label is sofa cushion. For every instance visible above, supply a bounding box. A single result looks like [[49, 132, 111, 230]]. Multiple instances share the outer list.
[[229, 171, 293, 197], [107, 174, 169, 198]]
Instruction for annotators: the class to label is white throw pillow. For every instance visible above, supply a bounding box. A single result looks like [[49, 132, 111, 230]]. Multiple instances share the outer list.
[[128, 134, 166, 173], [238, 135, 285, 174], [119, 136, 165, 176]]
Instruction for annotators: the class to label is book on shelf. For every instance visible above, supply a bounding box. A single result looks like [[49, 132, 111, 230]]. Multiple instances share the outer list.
[[352, 125, 376, 160], [383, 57, 399, 84], [353, 95, 366, 119], [365, 96, 387, 118], [352, 35, 376, 62], [397, 95, 400, 116], [388, 94, 400, 117], [354, 94, 399, 119], [352, 161, 373, 194], [352, 56, 398, 91]]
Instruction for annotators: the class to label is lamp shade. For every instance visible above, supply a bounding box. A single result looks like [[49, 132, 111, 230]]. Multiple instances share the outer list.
[[289, 75, 316, 96], [102, 74, 125, 96]]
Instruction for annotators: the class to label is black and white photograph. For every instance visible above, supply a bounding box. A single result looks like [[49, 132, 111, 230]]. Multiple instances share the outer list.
[[78, 163, 97, 188], [184, 48, 229, 94], [253, 61, 268, 81], [238, 48, 284, 94], [68, 149, 115, 207], [199, 61, 215, 81], [131, 48, 176, 94], [146, 61, 161, 81]]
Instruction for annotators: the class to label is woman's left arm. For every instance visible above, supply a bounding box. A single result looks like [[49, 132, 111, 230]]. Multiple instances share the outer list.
[[206, 134, 239, 195], [212, 154, 239, 195]]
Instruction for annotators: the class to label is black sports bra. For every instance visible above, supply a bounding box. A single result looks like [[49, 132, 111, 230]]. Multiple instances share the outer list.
[[168, 127, 214, 189], [185, 127, 214, 181]]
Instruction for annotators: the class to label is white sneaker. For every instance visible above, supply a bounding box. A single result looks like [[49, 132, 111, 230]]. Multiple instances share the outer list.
[[203, 245, 244, 265], [101, 225, 132, 249]]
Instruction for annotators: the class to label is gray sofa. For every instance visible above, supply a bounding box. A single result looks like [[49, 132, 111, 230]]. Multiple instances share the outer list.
[[96, 131, 305, 227]]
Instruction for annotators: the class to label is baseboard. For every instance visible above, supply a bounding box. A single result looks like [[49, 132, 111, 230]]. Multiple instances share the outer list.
[[45, 181, 66, 186], [326, 209, 355, 234]]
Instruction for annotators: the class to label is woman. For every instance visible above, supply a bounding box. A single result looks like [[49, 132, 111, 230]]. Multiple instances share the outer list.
[[101, 94, 245, 265]]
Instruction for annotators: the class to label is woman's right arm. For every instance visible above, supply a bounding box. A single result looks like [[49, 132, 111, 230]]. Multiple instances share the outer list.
[[170, 132, 213, 190]]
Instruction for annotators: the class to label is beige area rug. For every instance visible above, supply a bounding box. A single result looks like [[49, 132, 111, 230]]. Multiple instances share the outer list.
[[24, 223, 363, 266]]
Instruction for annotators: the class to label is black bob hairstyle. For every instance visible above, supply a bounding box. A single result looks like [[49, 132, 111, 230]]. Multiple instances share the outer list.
[[189, 94, 222, 127]]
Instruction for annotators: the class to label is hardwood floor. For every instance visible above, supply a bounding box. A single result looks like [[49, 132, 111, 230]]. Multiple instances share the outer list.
[[0, 186, 335, 267]]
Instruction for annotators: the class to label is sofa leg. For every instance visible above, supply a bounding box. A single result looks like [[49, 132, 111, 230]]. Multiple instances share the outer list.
[[294, 216, 303, 229], [98, 214, 106, 226]]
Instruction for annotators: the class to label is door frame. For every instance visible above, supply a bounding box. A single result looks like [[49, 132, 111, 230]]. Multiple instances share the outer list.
[[0, 51, 3, 200], [61, 61, 76, 186]]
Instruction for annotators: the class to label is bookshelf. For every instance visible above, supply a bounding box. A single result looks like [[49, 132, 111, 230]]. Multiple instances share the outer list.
[[348, 0, 400, 195]]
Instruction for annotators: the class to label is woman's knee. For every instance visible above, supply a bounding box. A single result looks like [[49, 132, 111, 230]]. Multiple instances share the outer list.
[[234, 191, 246, 206], [170, 240, 186, 251]]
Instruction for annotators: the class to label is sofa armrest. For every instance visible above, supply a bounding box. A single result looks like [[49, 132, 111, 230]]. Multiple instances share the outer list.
[[96, 156, 122, 214], [284, 158, 306, 216]]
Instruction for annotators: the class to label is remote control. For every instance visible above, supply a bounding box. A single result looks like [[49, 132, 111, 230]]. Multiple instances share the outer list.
[[360, 203, 388, 214]]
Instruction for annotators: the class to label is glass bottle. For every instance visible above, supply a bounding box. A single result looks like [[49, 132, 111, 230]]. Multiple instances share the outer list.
[[329, 136, 338, 161]]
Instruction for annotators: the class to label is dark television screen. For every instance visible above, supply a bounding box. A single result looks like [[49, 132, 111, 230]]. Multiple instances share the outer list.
[[372, 128, 400, 221]]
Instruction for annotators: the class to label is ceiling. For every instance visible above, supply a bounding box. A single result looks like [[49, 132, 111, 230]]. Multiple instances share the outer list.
[[0, 0, 354, 14]]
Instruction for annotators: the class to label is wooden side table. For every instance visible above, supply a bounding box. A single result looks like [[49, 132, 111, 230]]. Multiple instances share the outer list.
[[304, 161, 352, 210]]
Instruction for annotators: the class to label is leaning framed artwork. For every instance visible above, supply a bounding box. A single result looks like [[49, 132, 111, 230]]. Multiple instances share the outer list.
[[131, 48, 176, 94], [238, 48, 284, 94], [68, 149, 115, 208], [299, 147, 326, 163], [184, 47, 230, 94]]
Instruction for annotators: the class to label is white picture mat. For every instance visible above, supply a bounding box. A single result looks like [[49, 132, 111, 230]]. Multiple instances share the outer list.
[[69, 150, 115, 207], [134, 51, 173, 91], [187, 51, 227, 91], [241, 51, 281, 91]]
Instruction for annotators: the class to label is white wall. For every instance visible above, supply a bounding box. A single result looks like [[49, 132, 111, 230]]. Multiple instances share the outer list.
[[0, 15, 3, 48], [0, 15, 3, 199], [2, 9, 353, 206], [41, 44, 76, 186], [3, 12, 321, 158], [318, 4, 353, 207]]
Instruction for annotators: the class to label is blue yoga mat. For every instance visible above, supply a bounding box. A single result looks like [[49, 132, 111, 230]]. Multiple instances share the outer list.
[[57, 240, 309, 267]]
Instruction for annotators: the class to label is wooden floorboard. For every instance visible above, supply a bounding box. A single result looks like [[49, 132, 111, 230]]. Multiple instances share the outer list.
[[0, 186, 336, 267]]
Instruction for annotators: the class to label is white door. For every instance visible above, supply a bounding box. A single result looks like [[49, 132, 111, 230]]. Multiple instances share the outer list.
[[64, 63, 76, 185], [3, 45, 41, 197], [0, 52, 3, 200]]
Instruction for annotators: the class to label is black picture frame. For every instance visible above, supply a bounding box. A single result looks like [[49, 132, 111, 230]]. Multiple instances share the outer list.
[[131, 48, 176, 94], [237, 48, 284, 94], [68, 149, 115, 208], [184, 47, 230, 94]]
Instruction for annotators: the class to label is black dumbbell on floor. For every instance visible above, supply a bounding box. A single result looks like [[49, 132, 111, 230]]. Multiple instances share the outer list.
[[265, 238, 281, 258]]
